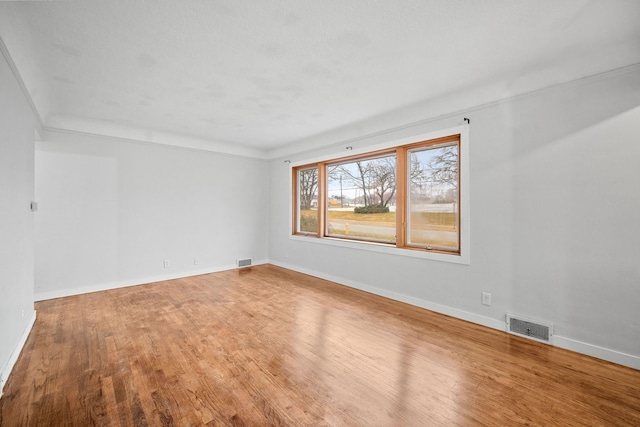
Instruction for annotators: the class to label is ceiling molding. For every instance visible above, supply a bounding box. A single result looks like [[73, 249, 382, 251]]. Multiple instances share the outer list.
[[0, 35, 44, 133], [267, 62, 640, 161], [41, 125, 269, 160], [3, 1, 638, 152]]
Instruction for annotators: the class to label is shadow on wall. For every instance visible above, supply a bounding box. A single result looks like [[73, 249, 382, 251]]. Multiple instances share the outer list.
[[508, 67, 640, 357], [511, 68, 640, 156]]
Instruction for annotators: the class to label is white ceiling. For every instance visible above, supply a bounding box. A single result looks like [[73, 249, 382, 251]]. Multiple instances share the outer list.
[[1, 0, 639, 156]]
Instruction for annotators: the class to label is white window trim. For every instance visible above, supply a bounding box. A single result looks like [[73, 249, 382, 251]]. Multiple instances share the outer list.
[[288, 124, 470, 265]]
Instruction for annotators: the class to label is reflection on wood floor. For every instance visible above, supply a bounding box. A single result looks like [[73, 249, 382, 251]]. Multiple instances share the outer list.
[[1, 264, 639, 426]]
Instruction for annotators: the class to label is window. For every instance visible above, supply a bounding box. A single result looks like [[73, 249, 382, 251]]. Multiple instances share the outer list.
[[292, 134, 462, 256], [406, 141, 459, 252], [294, 166, 318, 234], [326, 153, 396, 243]]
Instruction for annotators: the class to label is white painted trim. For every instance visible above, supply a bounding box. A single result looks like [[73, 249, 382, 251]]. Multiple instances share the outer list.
[[32, 261, 640, 372], [288, 124, 468, 168], [42, 125, 268, 160], [270, 261, 640, 371], [34, 259, 269, 301], [289, 234, 470, 264], [1, 310, 37, 399], [287, 124, 470, 265], [554, 335, 640, 371], [0, 36, 44, 132], [270, 260, 503, 331], [268, 62, 640, 160]]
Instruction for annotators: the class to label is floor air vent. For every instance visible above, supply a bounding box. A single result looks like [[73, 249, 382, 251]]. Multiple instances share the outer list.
[[237, 258, 252, 268], [506, 314, 553, 343]]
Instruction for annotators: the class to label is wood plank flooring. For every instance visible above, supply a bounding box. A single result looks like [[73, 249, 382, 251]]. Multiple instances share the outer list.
[[1, 264, 639, 426]]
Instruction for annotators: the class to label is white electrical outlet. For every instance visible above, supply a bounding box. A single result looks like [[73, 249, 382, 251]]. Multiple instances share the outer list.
[[193, 258, 199, 265], [163, 259, 170, 268], [482, 292, 492, 306]]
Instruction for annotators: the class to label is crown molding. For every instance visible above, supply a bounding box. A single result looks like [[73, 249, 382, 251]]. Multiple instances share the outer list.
[[266, 62, 640, 161], [0, 35, 44, 133]]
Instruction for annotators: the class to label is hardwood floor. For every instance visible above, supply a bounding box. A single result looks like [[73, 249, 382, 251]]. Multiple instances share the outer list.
[[1, 265, 639, 426]]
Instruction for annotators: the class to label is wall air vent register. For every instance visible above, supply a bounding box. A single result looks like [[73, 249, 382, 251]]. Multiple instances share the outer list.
[[506, 313, 553, 343]]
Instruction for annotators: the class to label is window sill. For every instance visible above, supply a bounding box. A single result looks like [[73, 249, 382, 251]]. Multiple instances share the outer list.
[[289, 234, 470, 265]]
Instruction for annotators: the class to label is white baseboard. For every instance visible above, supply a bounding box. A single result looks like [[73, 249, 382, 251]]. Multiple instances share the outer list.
[[554, 335, 640, 371], [32, 260, 640, 372], [34, 259, 269, 301], [270, 260, 505, 331], [270, 260, 639, 371], [1, 310, 37, 399]]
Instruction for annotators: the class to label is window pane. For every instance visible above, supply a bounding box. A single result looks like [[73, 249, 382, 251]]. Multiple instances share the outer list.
[[297, 167, 318, 233], [408, 143, 459, 251], [326, 155, 396, 243]]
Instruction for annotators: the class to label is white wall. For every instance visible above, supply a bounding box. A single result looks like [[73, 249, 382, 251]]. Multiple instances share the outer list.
[[35, 132, 269, 299], [20, 57, 640, 372], [268, 67, 640, 368], [0, 46, 37, 394]]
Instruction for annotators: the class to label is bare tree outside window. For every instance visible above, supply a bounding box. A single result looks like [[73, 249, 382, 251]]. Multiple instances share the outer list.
[[298, 168, 318, 210], [408, 143, 459, 250], [425, 146, 458, 192], [369, 156, 396, 207], [297, 167, 318, 233], [330, 155, 397, 208], [326, 155, 397, 243], [293, 134, 461, 254]]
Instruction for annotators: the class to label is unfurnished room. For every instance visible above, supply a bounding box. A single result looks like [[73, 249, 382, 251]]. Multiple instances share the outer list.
[[1, 1, 639, 425]]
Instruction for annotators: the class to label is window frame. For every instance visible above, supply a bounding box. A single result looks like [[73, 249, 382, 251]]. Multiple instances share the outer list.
[[324, 148, 398, 244], [403, 138, 461, 252], [292, 165, 320, 235], [289, 125, 470, 265]]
